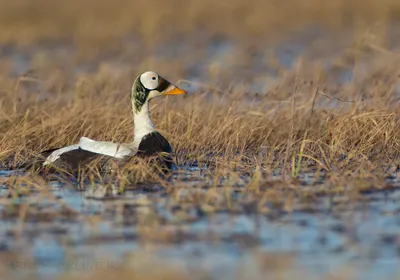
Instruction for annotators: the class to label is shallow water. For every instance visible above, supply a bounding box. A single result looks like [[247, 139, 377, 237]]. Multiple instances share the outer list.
[[1, 168, 400, 280]]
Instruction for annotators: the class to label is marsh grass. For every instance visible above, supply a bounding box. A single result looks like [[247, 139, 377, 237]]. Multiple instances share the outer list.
[[2, 66, 399, 178]]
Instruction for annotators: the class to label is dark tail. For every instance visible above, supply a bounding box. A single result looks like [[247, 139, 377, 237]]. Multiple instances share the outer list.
[[9, 148, 59, 172]]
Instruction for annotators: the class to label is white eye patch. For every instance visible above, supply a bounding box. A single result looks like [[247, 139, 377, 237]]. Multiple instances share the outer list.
[[140, 71, 159, 90]]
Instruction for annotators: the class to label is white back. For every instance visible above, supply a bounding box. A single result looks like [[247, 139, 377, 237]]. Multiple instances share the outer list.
[[43, 137, 136, 165], [78, 137, 136, 158], [43, 144, 80, 165]]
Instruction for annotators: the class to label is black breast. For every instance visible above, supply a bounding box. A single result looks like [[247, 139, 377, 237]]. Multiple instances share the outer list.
[[137, 132, 172, 155], [136, 132, 174, 171]]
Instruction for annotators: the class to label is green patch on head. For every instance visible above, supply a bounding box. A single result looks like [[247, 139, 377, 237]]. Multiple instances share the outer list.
[[132, 76, 150, 113]]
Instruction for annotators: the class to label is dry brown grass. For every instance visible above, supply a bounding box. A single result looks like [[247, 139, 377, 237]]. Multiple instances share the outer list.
[[1, 49, 399, 181], [0, 0, 398, 194]]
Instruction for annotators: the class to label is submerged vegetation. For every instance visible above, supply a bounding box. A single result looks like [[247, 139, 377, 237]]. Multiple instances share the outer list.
[[0, 0, 400, 279]]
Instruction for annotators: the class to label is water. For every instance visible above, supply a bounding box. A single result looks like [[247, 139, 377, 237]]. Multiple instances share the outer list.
[[1, 168, 400, 279]]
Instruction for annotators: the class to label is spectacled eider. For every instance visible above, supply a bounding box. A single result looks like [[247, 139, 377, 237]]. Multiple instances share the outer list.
[[23, 71, 186, 175]]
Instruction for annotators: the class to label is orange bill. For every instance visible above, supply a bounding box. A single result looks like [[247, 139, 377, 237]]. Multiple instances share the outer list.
[[163, 85, 187, 95]]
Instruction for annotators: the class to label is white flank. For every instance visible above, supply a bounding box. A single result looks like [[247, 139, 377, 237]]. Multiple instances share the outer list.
[[133, 101, 155, 148], [43, 145, 80, 166], [78, 137, 136, 158], [43, 137, 137, 166]]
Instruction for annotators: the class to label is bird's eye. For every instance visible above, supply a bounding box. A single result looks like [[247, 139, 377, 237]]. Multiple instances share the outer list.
[[151, 77, 156, 80]]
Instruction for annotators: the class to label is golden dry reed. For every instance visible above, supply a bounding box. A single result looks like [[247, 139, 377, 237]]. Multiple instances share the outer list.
[[0, 0, 399, 181]]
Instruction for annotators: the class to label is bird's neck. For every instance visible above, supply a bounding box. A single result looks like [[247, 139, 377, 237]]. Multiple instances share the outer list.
[[133, 101, 155, 148]]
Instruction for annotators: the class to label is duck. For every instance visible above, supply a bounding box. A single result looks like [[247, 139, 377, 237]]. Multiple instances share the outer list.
[[22, 71, 186, 175]]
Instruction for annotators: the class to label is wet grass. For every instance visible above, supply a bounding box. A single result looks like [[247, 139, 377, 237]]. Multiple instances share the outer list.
[[0, 0, 400, 279]]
